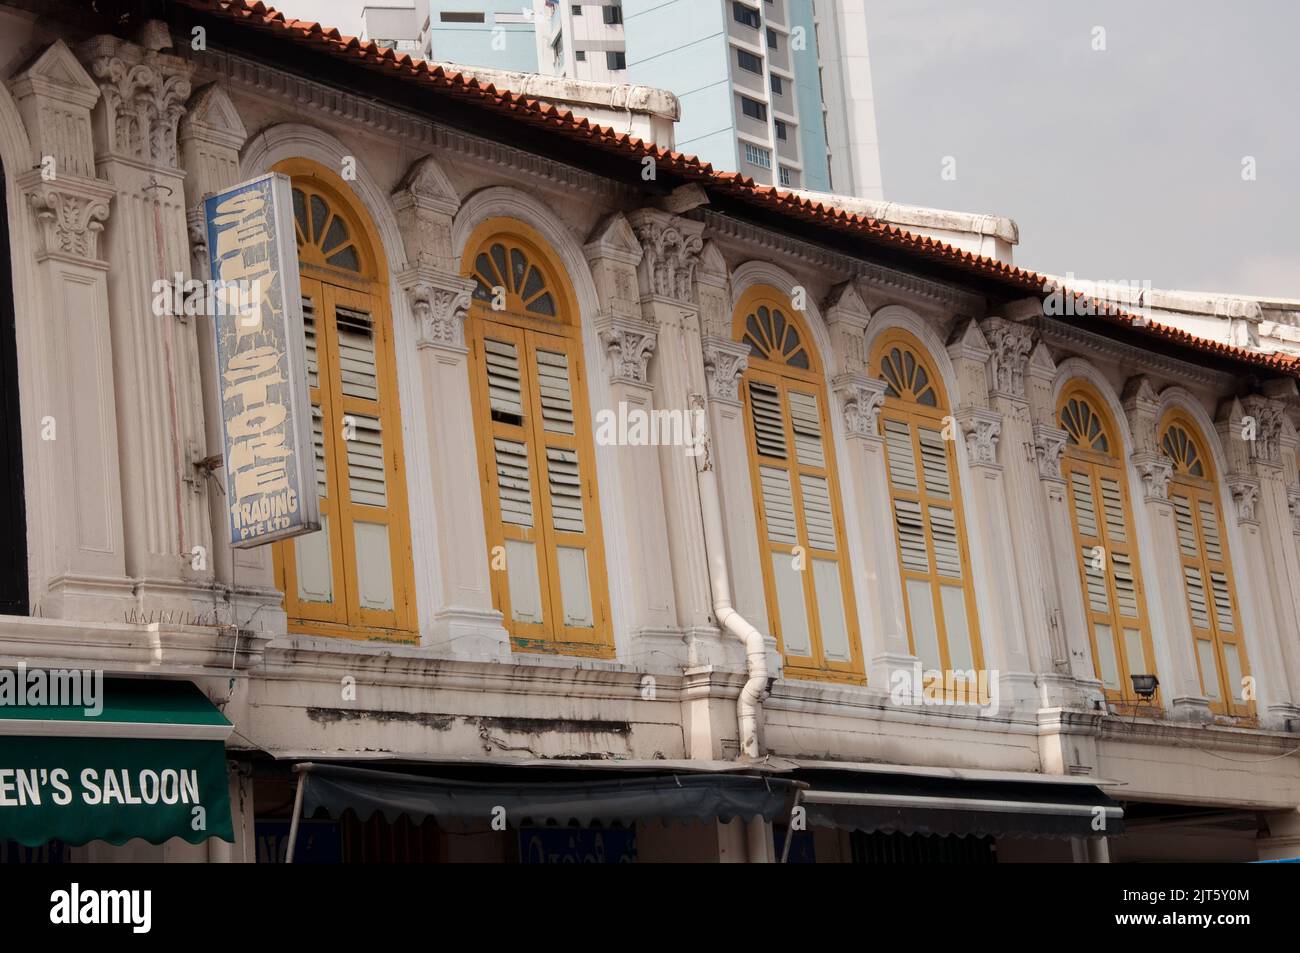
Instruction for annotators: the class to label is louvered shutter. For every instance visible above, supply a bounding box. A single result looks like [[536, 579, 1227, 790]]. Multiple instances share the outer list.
[[1198, 500, 1224, 562], [1184, 565, 1210, 630], [345, 414, 386, 507], [536, 349, 576, 435], [303, 296, 320, 390], [1099, 476, 1127, 543], [760, 466, 798, 545], [336, 307, 379, 400], [929, 506, 961, 578], [546, 447, 585, 533], [1071, 472, 1099, 539], [884, 419, 918, 493], [494, 438, 533, 527], [1112, 550, 1139, 618], [485, 338, 525, 424], [749, 380, 787, 459], [1082, 546, 1110, 613], [918, 426, 950, 498], [788, 391, 825, 468], [1173, 496, 1198, 558]]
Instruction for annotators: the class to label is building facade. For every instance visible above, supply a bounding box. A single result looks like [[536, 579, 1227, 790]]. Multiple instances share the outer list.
[[1, 0, 1300, 863]]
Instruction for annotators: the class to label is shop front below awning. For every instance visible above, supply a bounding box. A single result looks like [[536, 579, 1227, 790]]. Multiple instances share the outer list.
[[790, 762, 1124, 841], [287, 761, 803, 843], [0, 678, 235, 847]]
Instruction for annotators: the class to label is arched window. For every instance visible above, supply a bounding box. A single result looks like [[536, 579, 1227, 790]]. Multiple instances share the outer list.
[[272, 160, 416, 640], [871, 331, 981, 678], [1160, 415, 1252, 716], [736, 287, 862, 681], [464, 219, 612, 657], [1058, 386, 1156, 704]]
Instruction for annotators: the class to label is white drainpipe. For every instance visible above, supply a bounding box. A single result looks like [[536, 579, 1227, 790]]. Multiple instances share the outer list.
[[690, 394, 771, 760]]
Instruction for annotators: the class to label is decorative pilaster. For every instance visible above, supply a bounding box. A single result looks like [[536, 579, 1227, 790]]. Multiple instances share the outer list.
[[981, 317, 1035, 402], [597, 317, 657, 385], [8, 40, 135, 619], [627, 208, 705, 304], [957, 407, 1002, 469], [78, 24, 212, 613], [1132, 451, 1173, 503], [407, 277, 473, 352], [1227, 476, 1261, 525], [1032, 425, 1068, 485], [702, 338, 750, 405], [833, 374, 886, 440]]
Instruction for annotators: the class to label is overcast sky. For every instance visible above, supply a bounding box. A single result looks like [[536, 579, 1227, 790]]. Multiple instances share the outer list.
[[269, 0, 1298, 299]]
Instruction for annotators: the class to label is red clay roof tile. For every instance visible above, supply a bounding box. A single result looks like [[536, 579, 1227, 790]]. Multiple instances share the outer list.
[[172, 0, 1300, 379]]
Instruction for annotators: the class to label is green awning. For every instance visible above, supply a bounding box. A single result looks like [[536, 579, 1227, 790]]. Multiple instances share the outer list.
[[0, 678, 234, 847]]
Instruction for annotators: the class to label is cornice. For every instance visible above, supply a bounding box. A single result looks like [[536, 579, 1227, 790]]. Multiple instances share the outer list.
[[1033, 317, 1236, 388], [195, 48, 635, 203], [693, 209, 985, 314]]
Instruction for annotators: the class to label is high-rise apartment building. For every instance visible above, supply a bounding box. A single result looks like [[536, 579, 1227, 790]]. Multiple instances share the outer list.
[[368, 1, 883, 197]]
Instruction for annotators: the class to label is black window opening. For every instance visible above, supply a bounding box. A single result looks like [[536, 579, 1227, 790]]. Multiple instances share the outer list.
[[602, 4, 623, 25], [733, 2, 761, 29], [575, 50, 586, 61], [775, 119, 788, 140], [572, 4, 582, 13], [0, 160, 28, 617], [606, 50, 626, 70], [440, 11, 485, 23], [770, 73, 783, 95], [767, 28, 779, 49], [737, 48, 763, 74], [741, 96, 767, 122]]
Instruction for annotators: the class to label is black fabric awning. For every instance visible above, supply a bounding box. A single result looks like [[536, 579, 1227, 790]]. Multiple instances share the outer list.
[[294, 762, 803, 831], [799, 771, 1123, 840]]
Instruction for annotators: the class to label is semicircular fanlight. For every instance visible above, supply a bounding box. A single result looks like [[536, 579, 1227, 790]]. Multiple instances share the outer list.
[[743, 304, 810, 370], [471, 240, 557, 318], [1162, 423, 1206, 477], [292, 185, 362, 272], [1060, 397, 1111, 454], [879, 345, 938, 407]]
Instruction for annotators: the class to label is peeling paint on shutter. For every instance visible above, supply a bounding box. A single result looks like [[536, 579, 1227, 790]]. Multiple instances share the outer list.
[[760, 465, 798, 545], [536, 349, 576, 435], [546, 446, 585, 533], [311, 404, 327, 499], [749, 380, 787, 459], [494, 437, 533, 527], [485, 338, 525, 424], [336, 306, 379, 400], [800, 474, 835, 551], [346, 413, 386, 507], [788, 391, 824, 468], [1100, 476, 1127, 543]]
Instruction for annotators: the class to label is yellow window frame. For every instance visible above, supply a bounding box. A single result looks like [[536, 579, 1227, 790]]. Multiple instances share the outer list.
[[463, 219, 613, 659], [735, 286, 864, 683], [1161, 413, 1253, 718], [271, 160, 417, 641], [871, 330, 984, 681], [1058, 385, 1158, 709]]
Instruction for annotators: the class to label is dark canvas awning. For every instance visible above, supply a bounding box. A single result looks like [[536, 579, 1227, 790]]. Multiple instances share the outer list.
[[293, 762, 802, 831], [798, 769, 1123, 840], [0, 678, 235, 847]]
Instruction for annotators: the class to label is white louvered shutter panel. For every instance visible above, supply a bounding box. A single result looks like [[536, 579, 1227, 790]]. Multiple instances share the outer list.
[[494, 438, 533, 527], [918, 427, 950, 498], [929, 506, 961, 578], [1071, 472, 1099, 539], [346, 414, 386, 507], [1183, 565, 1210, 630], [787, 391, 825, 468], [1099, 476, 1127, 543], [546, 447, 585, 533], [1082, 546, 1109, 613], [884, 419, 917, 493], [749, 380, 787, 459], [1173, 496, 1198, 558], [760, 467, 798, 546], [485, 338, 525, 424], [1210, 571, 1234, 632], [311, 404, 327, 499], [800, 474, 836, 552], [336, 307, 379, 400], [1198, 501, 1223, 562], [536, 349, 576, 435], [894, 498, 929, 574], [302, 296, 319, 390], [1112, 551, 1138, 618]]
